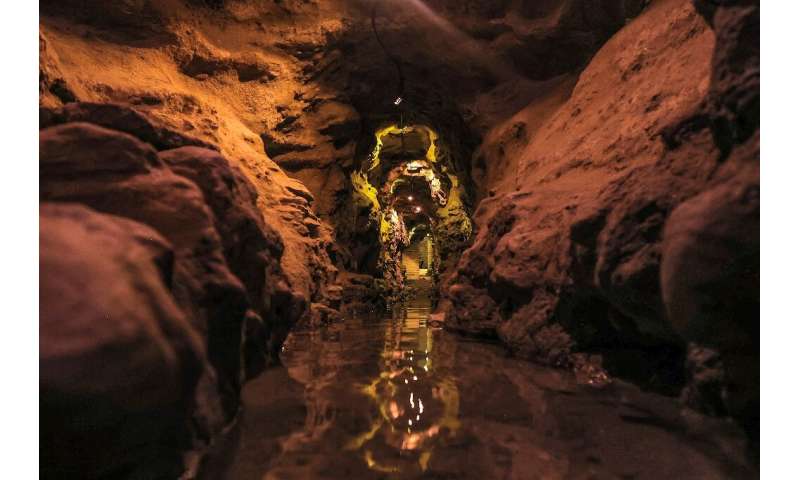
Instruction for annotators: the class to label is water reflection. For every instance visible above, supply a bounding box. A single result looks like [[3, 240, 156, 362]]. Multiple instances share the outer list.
[[347, 291, 460, 474], [208, 280, 754, 480], [267, 280, 461, 477]]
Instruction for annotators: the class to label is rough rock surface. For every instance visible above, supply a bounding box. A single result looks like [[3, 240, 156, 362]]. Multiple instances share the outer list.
[[40, 203, 205, 478], [444, 0, 716, 390], [38, 0, 644, 284], [38, 0, 758, 473], [41, 121, 249, 416], [661, 0, 759, 445], [39, 3, 340, 316], [442, 0, 758, 443], [40, 101, 218, 151], [159, 146, 300, 361], [38, 116, 307, 475]]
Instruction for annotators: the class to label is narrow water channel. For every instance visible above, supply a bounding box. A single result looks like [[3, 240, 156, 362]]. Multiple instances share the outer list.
[[202, 280, 753, 479]]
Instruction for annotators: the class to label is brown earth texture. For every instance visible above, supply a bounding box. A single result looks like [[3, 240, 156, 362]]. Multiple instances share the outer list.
[[39, 0, 758, 477]]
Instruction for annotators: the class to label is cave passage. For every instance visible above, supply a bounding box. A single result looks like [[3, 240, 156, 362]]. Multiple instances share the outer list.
[[199, 115, 751, 479], [350, 123, 472, 299], [402, 232, 434, 280], [37, 0, 760, 476]]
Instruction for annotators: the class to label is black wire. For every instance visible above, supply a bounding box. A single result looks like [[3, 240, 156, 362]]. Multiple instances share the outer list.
[[371, 1, 406, 107]]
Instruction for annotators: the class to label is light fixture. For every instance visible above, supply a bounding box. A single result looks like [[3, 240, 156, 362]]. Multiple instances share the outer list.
[[394, 96, 403, 105], [414, 206, 422, 213], [407, 195, 413, 201]]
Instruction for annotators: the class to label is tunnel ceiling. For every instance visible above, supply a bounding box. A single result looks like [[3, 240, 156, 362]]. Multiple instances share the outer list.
[[246, 0, 647, 280], [39, 0, 650, 298]]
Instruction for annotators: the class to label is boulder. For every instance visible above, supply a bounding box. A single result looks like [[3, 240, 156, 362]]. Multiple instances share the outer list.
[[661, 136, 759, 438], [40, 122, 249, 420], [159, 146, 297, 361], [40, 102, 218, 151], [40, 203, 204, 478], [38, 121, 159, 176], [661, 0, 759, 442], [442, 0, 716, 392]]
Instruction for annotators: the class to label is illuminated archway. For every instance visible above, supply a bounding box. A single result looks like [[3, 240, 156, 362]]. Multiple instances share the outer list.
[[351, 123, 472, 299]]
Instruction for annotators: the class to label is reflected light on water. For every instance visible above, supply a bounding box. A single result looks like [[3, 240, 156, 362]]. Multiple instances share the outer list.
[[353, 280, 460, 473], [277, 279, 460, 476]]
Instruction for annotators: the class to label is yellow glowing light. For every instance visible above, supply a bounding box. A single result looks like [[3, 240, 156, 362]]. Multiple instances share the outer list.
[[364, 451, 401, 474], [352, 123, 472, 296], [358, 124, 441, 208], [367, 124, 415, 172], [351, 170, 381, 215], [419, 451, 432, 471], [425, 128, 439, 163], [406, 160, 426, 172], [347, 317, 462, 476]]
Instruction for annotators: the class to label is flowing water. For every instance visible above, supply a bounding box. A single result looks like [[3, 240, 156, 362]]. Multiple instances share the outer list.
[[201, 281, 754, 479]]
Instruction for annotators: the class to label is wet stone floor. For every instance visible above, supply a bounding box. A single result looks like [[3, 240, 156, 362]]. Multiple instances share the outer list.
[[201, 282, 755, 479]]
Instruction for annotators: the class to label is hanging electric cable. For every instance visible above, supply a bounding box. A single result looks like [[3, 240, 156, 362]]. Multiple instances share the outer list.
[[371, 1, 406, 111]]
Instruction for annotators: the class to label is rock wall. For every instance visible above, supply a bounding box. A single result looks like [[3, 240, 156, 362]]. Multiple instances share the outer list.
[[284, 0, 649, 269], [661, 0, 759, 446], [38, 0, 650, 286], [39, 1, 340, 314], [37, 1, 650, 471], [442, 0, 759, 442], [38, 0, 759, 474], [38, 111, 300, 474], [37, 2, 359, 474], [41, 203, 205, 478]]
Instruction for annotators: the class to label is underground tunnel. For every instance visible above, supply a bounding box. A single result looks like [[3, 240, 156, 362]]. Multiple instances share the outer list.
[[38, 0, 760, 478], [349, 123, 473, 303]]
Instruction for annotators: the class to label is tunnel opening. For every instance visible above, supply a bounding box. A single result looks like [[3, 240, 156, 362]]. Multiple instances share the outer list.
[[402, 225, 434, 281], [349, 123, 473, 303]]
